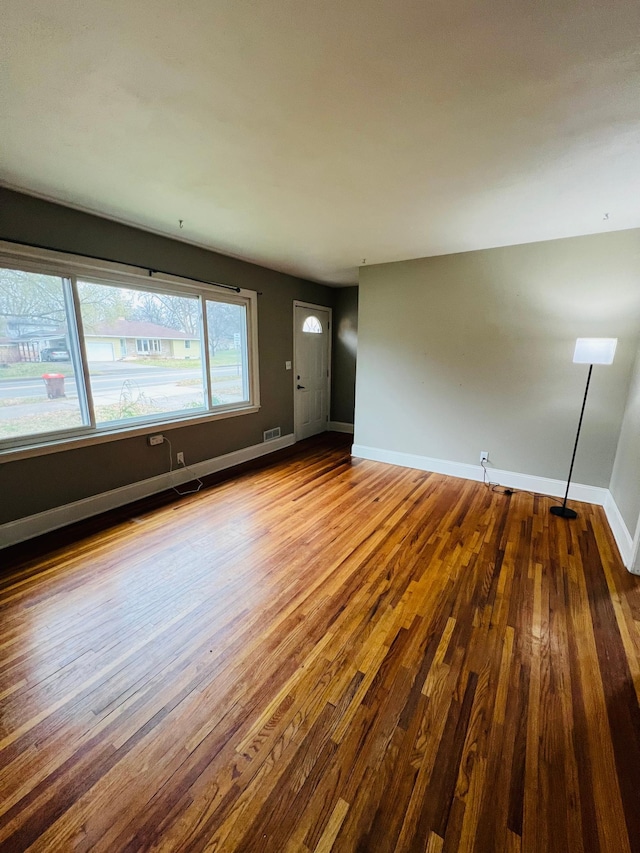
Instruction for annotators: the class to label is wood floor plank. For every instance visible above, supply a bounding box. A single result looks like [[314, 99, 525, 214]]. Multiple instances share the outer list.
[[1, 433, 639, 851]]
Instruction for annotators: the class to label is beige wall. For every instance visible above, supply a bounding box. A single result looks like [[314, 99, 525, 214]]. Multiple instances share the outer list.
[[0, 188, 335, 524], [355, 230, 640, 488], [172, 339, 201, 359], [610, 343, 640, 533]]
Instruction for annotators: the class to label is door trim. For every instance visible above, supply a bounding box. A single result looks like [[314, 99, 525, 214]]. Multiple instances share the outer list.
[[293, 301, 332, 441]]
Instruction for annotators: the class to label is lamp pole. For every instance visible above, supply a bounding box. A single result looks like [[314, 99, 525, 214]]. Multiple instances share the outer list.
[[550, 338, 617, 521], [550, 364, 593, 519]]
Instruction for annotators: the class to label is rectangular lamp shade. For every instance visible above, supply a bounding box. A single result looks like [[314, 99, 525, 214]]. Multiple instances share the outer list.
[[573, 337, 617, 365]]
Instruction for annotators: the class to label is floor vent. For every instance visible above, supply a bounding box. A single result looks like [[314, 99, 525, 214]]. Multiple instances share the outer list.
[[263, 427, 281, 442]]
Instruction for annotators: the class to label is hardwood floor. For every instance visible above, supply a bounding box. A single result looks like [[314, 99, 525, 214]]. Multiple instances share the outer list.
[[2, 433, 640, 852]]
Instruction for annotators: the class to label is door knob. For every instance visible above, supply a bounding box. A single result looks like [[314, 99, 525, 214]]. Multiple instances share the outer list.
[[297, 384, 306, 389]]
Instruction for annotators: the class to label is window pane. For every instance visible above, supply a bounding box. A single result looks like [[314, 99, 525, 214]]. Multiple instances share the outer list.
[[77, 281, 205, 425], [206, 301, 249, 406], [0, 268, 86, 440], [302, 315, 323, 333]]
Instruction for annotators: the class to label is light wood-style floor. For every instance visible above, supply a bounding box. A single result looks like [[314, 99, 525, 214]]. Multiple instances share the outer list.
[[2, 434, 640, 852]]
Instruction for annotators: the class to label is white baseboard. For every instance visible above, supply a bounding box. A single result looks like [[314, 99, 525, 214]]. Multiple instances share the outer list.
[[631, 520, 640, 577], [351, 443, 640, 573], [604, 492, 636, 572], [0, 434, 295, 549], [351, 445, 608, 505], [328, 422, 354, 434], [5, 434, 637, 578]]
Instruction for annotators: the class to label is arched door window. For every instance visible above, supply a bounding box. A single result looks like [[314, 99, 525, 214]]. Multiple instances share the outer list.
[[302, 315, 323, 334]]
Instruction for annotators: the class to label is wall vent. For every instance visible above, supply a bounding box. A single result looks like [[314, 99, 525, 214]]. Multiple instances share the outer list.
[[263, 427, 281, 442]]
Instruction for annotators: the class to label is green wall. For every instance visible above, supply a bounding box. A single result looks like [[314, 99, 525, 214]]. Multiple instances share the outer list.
[[331, 286, 358, 425], [0, 188, 345, 524]]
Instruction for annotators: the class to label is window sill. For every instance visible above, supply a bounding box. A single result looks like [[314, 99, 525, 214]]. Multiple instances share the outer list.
[[0, 404, 261, 463]]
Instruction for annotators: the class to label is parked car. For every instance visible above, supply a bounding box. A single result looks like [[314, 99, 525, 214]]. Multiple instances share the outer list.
[[40, 348, 71, 362]]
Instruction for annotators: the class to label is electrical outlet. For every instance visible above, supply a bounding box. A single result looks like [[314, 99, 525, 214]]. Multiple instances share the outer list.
[[177, 451, 185, 466], [480, 451, 489, 464], [148, 434, 164, 446]]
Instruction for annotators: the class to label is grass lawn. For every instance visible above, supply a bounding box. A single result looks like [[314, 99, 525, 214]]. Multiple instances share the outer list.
[[0, 409, 84, 439], [132, 358, 202, 370], [0, 350, 241, 379], [0, 362, 80, 379], [0, 397, 43, 407], [140, 349, 240, 369], [211, 349, 242, 366]]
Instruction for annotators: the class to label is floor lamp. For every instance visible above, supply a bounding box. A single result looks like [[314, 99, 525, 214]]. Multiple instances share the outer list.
[[550, 337, 617, 520]]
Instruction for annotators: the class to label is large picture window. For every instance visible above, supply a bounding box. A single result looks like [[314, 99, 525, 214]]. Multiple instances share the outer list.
[[0, 244, 259, 452], [76, 280, 207, 426]]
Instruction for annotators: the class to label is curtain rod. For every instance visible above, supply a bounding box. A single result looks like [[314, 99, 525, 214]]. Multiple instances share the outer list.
[[0, 237, 246, 294]]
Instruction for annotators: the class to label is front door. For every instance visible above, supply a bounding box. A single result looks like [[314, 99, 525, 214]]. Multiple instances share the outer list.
[[294, 303, 331, 440]]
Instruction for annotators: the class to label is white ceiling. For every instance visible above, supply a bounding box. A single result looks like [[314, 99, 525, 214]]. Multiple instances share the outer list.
[[2, 0, 640, 285]]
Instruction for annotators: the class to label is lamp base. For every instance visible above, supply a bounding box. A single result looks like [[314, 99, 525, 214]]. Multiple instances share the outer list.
[[550, 505, 578, 519]]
